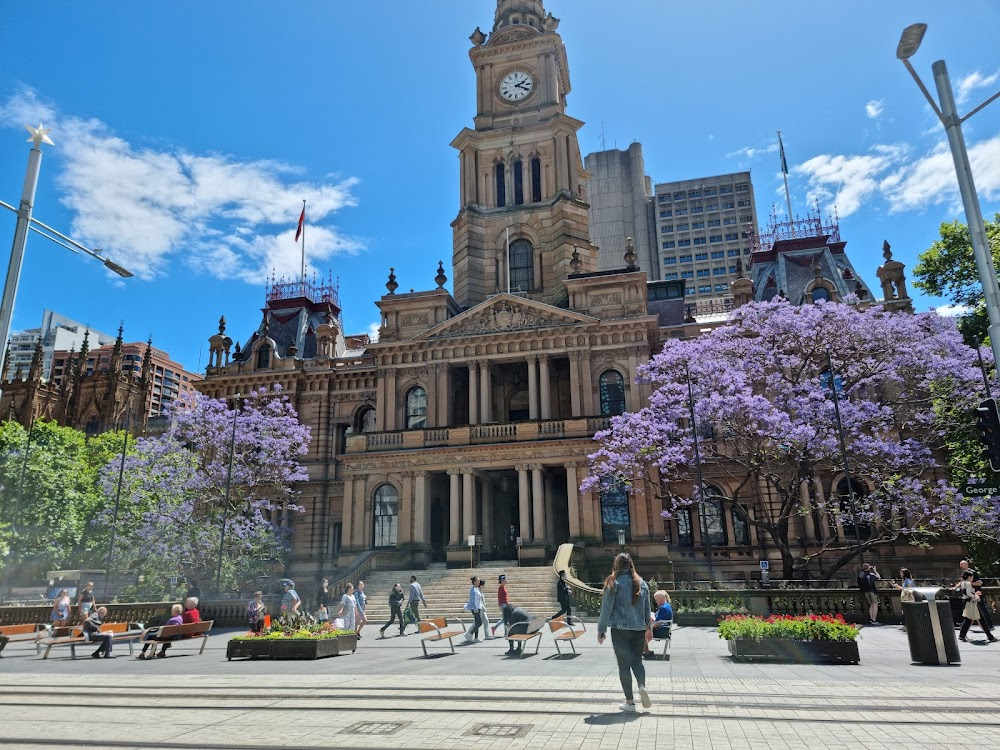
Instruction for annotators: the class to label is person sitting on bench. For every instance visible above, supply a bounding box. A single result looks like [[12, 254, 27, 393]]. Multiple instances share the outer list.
[[137, 604, 184, 660], [83, 606, 113, 659], [503, 604, 533, 655], [643, 590, 673, 659]]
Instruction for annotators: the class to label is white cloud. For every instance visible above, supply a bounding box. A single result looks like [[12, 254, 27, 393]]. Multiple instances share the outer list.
[[366, 321, 381, 342], [956, 69, 1000, 105], [865, 99, 884, 119], [794, 145, 909, 217], [726, 142, 778, 160], [935, 304, 971, 317], [0, 86, 361, 282]]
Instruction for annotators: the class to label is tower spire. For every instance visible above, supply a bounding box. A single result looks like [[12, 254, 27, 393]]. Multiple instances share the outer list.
[[493, 1, 546, 32]]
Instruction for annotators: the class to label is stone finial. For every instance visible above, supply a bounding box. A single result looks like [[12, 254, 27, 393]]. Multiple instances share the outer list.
[[624, 237, 637, 271], [813, 256, 823, 282], [435, 261, 448, 288], [261, 311, 270, 338], [386, 267, 398, 295], [882, 240, 892, 262], [543, 13, 559, 32], [735, 258, 745, 279], [234, 341, 242, 358], [219, 315, 226, 334], [570, 245, 582, 273], [470, 27, 486, 46]]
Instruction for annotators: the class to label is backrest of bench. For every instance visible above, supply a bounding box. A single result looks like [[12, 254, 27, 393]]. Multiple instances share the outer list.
[[418, 616, 448, 633], [526, 618, 547, 635], [158, 621, 213, 638], [548, 618, 571, 633], [0, 624, 43, 636], [102, 622, 130, 634]]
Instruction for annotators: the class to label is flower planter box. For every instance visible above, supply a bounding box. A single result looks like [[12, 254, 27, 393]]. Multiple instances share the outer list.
[[228, 634, 358, 661], [726, 638, 860, 664], [675, 613, 732, 627]]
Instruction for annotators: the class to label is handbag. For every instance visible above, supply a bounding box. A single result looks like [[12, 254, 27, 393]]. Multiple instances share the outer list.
[[963, 599, 980, 621], [317, 605, 329, 622]]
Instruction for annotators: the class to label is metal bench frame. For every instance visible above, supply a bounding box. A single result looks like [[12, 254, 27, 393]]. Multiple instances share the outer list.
[[549, 617, 587, 656]]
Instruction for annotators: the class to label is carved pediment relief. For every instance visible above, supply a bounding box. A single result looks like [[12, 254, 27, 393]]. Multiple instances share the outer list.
[[488, 27, 541, 46], [419, 294, 595, 340]]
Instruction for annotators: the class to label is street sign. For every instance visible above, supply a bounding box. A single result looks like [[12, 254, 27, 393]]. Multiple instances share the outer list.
[[475, 535, 483, 546], [467, 535, 476, 547], [516, 536, 523, 547], [759, 560, 769, 571], [964, 479, 1000, 497]]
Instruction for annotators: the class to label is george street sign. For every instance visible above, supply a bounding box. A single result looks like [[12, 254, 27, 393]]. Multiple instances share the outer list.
[[964, 479, 999, 497]]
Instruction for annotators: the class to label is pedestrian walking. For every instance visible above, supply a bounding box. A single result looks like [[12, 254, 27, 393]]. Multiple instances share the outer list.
[[492, 574, 510, 636], [597, 553, 652, 713], [316, 578, 332, 622], [380, 583, 406, 637], [464, 577, 484, 642], [247, 591, 266, 633], [76, 581, 96, 622], [477, 578, 493, 639], [185, 579, 202, 603], [280, 580, 301, 620], [404, 575, 428, 633], [892, 568, 915, 591], [355, 581, 368, 638], [856, 563, 881, 625], [958, 559, 995, 633], [83, 606, 113, 659], [958, 570, 997, 642], [337, 582, 358, 631], [50, 589, 71, 628], [551, 569, 574, 625]]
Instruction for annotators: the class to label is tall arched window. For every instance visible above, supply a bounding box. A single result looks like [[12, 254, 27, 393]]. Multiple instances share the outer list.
[[676, 509, 693, 547], [256, 345, 270, 370], [355, 406, 376, 434], [837, 478, 871, 541], [510, 239, 534, 292], [599, 370, 626, 416], [495, 162, 506, 208], [531, 157, 542, 202], [732, 505, 751, 545], [600, 479, 631, 543], [373, 484, 399, 548], [508, 389, 529, 422], [513, 159, 525, 205], [406, 386, 427, 429], [700, 486, 728, 546]]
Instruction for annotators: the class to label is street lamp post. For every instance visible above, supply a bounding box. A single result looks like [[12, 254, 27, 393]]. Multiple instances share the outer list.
[[214, 394, 241, 596], [826, 349, 865, 565], [103, 403, 133, 602], [897, 23, 1000, 366], [685, 365, 716, 583]]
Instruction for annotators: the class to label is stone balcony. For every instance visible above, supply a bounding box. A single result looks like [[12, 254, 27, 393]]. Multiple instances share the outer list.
[[346, 416, 613, 453]]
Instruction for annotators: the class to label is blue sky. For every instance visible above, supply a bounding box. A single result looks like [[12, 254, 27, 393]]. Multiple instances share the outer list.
[[1, 1, 999, 372]]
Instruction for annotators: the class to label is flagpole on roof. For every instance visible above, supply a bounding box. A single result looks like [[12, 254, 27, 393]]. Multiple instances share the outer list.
[[778, 130, 794, 237], [506, 227, 511, 294], [300, 199, 306, 290]]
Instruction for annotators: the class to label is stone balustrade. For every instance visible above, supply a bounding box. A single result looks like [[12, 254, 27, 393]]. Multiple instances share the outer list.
[[349, 417, 605, 452]]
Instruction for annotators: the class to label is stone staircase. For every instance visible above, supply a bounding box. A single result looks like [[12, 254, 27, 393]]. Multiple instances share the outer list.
[[353, 563, 561, 624]]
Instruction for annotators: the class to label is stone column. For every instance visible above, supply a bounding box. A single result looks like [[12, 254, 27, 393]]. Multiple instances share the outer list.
[[544, 473, 555, 546], [385, 369, 398, 431], [342, 477, 355, 549], [539, 354, 551, 420], [631, 484, 649, 541], [399, 473, 413, 545], [568, 352, 581, 417], [565, 463, 581, 539], [527, 355, 539, 420], [531, 464, 545, 541], [581, 351, 595, 415], [435, 364, 449, 427], [468, 362, 479, 425], [480, 360, 491, 422], [413, 472, 429, 544], [449, 469, 461, 545], [463, 470, 476, 539], [482, 481, 493, 551], [517, 464, 531, 540]]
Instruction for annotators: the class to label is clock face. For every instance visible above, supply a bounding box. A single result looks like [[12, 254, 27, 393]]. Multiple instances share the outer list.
[[499, 71, 534, 102]]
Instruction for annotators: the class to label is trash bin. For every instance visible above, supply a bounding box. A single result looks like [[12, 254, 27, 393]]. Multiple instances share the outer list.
[[901, 587, 960, 665]]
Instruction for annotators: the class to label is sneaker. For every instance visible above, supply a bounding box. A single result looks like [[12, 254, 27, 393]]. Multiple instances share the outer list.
[[638, 685, 652, 709], [960, 636, 968, 642], [464, 633, 473, 643], [491, 625, 497, 636], [618, 702, 637, 713], [91, 652, 102, 659]]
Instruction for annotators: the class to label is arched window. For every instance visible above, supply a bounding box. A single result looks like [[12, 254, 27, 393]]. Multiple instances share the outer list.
[[812, 286, 830, 303], [508, 389, 529, 422], [373, 484, 399, 548], [513, 159, 525, 205], [599, 370, 626, 416], [531, 157, 542, 202], [837, 478, 871, 541], [406, 386, 427, 429], [676, 508, 693, 547], [510, 239, 534, 292], [495, 162, 506, 208], [600, 479, 631, 543], [256, 345, 270, 370], [732, 505, 751, 545], [355, 406, 376, 434], [700, 486, 728, 546]]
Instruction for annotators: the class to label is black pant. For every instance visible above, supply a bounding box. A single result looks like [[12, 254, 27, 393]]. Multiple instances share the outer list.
[[382, 604, 404, 634], [978, 599, 995, 632], [507, 621, 528, 652], [552, 601, 572, 624], [0, 635, 8, 656], [467, 610, 481, 638], [610, 629, 646, 702], [88, 633, 112, 656]]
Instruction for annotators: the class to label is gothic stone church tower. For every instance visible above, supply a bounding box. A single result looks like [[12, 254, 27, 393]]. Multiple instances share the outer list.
[[452, 0, 597, 308]]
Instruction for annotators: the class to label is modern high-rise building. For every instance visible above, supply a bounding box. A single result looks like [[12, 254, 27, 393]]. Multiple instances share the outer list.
[[584, 143, 657, 278], [4, 310, 115, 381]]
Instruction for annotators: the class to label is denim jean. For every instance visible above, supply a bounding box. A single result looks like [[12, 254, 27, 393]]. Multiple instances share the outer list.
[[610, 629, 645, 702]]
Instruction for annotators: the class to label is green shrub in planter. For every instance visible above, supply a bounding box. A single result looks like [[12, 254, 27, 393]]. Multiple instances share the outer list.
[[717, 614, 860, 642]]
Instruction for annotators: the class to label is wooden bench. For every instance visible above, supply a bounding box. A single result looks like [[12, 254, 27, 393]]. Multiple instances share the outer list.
[[507, 617, 547, 658], [0, 623, 50, 656], [648, 619, 672, 660], [548, 617, 587, 656], [138, 621, 214, 657], [419, 616, 466, 657], [41, 622, 144, 660]]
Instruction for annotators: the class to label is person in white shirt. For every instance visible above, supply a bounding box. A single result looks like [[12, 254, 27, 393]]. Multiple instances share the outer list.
[[464, 577, 485, 642]]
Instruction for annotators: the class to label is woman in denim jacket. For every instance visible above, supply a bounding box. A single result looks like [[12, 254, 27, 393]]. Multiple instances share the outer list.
[[597, 553, 652, 712]]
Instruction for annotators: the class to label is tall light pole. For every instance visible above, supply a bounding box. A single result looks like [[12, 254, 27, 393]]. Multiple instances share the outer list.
[[897, 23, 1000, 366], [103, 402, 133, 602], [215, 394, 241, 595], [826, 350, 864, 565], [685, 365, 716, 583]]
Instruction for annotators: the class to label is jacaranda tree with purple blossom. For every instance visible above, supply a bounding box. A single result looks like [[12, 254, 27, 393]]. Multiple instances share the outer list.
[[99, 387, 310, 598], [585, 298, 988, 581]]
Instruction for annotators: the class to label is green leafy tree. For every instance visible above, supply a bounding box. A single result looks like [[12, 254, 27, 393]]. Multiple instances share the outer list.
[[913, 213, 1000, 346]]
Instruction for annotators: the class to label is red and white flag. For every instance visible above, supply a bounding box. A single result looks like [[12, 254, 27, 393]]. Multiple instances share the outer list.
[[294, 207, 305, 242]]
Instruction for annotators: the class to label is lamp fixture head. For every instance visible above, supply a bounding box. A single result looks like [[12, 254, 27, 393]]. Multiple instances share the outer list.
[[896, 23, 927, 61]]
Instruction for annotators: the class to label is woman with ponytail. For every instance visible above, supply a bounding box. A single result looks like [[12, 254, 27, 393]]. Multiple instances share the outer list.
[[596, 553, 652, 712]]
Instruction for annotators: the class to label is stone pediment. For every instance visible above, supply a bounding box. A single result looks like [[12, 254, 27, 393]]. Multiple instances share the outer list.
[[418, 294, 596, 340]]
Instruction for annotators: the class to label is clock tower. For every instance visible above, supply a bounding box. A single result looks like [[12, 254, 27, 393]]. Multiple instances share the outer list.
[[451, 0, 596, 309]]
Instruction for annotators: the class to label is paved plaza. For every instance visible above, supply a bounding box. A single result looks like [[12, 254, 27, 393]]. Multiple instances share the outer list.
[[2, 623, 1000, 749]]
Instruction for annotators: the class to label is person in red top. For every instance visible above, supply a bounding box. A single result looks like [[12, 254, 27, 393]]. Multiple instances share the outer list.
[[491, 575, 510, 636], [182, 596, 201, 624]]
